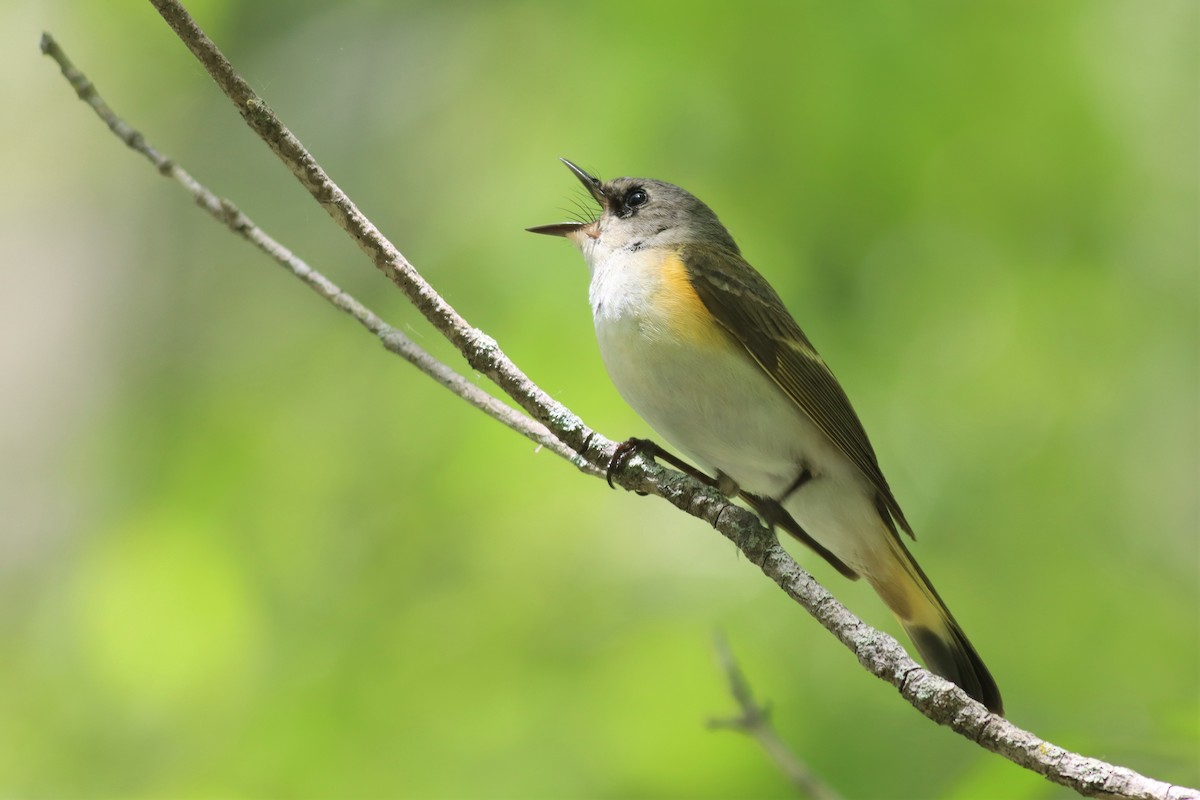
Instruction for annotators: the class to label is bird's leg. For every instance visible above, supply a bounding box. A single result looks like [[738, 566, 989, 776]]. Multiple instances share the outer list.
[[739, 467, 812, 532], [608, 441, 855, 578], [779, 467, 814, 505], [607, 437, 736, 496], [740, 470, 859, 579]]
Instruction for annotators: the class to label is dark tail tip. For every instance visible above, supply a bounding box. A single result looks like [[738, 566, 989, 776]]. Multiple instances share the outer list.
[[908, 624, 1004, 715]]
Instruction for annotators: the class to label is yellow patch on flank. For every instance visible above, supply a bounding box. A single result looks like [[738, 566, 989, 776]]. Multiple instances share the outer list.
[[653, 250, 730, 348]]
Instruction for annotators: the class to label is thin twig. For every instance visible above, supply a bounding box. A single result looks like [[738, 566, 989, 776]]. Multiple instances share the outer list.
[[43, 16, 1199, 800], [36, 33, 595, 477], [709, 635, 842, 800], [144, 1, 600, 465]]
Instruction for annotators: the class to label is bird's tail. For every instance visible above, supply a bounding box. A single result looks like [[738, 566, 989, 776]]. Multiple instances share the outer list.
[[864, 532, 1004, 715]]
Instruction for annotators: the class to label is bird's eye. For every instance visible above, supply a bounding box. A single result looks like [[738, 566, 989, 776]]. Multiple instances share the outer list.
[[625, 189, 648, 209]]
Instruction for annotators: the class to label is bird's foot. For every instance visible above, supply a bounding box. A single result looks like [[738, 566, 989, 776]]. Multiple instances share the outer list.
[[606, 437, 732, 496]]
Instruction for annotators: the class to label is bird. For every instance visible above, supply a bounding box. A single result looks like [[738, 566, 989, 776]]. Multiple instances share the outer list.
[[528, 158, 1003, 714]]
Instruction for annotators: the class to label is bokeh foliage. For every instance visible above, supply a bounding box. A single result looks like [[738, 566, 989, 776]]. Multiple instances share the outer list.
[[4, 1, 1197, 797]]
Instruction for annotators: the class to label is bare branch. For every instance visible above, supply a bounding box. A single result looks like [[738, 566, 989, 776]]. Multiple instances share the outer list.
[[37, 33, 594, 476], [709, 635, 842, 800], [43, 13, 1198, 800], [144, 0, 599, 463]]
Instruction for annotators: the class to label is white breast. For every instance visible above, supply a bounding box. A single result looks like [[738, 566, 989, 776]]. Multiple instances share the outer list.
[[587, 248, 846, 498]]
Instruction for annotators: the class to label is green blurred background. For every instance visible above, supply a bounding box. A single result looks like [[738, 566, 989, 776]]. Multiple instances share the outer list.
[[4, 1, 1197, 797]]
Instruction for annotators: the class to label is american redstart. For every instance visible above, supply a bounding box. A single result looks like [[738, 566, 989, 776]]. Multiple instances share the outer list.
[[529, 159, 1003, 714]]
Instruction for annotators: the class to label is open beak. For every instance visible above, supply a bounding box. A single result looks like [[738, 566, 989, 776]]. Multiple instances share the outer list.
[[560, 158, 606, 205], [526, 158, 605, 237]]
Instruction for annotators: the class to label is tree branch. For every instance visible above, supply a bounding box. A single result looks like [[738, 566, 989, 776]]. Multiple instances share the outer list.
[[144, 0, 599, 464], [42, 12, 1198, 800], [36, 33, 594, 476], [709, 635, 843, 800]]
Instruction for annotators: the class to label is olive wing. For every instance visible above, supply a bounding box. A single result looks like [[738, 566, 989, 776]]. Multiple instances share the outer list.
[[681, 244, 912, 536]]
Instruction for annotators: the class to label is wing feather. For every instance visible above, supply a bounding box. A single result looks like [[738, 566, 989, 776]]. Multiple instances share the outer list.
[[681, 244, 912, 536]]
